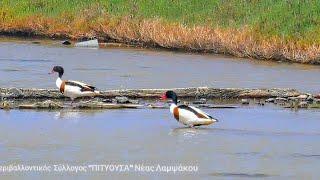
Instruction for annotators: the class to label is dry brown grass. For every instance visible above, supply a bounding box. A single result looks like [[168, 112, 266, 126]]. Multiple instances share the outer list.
[[1, 15, 320, 64]]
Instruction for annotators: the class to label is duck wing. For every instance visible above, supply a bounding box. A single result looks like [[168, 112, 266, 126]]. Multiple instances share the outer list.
[[66, 80, 96, 92], [177, 105, 211, 119]]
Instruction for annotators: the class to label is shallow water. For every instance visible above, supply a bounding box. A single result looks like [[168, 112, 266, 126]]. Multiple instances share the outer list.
[[0, 106, 320, 179], [1, 38, 320, 179], [0, 38, 319, 93]]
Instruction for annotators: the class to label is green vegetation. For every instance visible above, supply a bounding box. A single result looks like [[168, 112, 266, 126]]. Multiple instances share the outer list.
[[1, 0, 320, 42], [1, 0, 320, 63]]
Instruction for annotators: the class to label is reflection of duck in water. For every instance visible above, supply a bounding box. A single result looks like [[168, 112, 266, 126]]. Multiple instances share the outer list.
[[49, 66, 100, 104], [170, 127, 212, 137], [161, 91, 218, 127], [54, 109, 103, 120], [55, 110, 81, 120]]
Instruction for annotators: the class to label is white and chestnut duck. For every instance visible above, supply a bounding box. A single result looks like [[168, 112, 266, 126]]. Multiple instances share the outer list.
[[161, 91, 218, 127], [49, 66, 100, 102]]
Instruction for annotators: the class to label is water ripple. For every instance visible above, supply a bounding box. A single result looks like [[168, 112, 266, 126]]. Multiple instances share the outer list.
[[73, 67, 116, 71], [210, 172, 274, 178], [0, 68, 28, 72], [214, 128, 320, 137], [0, 58, 51, 62], [292, 153, 320, 158], [234, 152, 261, 156]]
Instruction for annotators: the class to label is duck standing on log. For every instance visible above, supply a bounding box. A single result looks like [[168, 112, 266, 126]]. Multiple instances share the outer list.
[[49, 66, 100, 103], [161, 91, 218, 127]]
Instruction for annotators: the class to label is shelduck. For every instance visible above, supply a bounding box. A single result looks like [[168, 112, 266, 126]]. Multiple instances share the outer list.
[[161, 91, 218, 127], [49, 66, 100, 102]]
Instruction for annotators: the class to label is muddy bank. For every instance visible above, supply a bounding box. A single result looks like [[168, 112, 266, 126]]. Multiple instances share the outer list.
[[0, 87, 301, 100], [2, 29, 320, 65], [1, 87, 319, 110], [1, 16, 320, 64]]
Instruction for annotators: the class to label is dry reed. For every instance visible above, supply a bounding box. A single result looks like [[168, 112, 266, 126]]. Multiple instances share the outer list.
[[1, 14, 320, 64]]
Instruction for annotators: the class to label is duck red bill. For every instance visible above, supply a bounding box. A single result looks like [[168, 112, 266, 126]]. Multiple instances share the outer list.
[[160, 94, 167, 100]]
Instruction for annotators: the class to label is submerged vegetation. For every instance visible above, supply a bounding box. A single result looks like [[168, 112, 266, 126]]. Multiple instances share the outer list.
[[1, 0, 320, 63]]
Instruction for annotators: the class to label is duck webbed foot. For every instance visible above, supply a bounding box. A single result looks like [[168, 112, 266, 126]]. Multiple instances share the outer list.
[[68, 99, 77, 108], [188, 124, 195, 129]]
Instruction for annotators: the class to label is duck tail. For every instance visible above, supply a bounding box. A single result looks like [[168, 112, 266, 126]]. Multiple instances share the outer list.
[[93, 90, 102, 96]]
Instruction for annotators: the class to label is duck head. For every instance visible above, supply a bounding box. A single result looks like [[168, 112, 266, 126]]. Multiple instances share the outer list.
[[161, 90, 178, 104], [49, 66, 64, 78]]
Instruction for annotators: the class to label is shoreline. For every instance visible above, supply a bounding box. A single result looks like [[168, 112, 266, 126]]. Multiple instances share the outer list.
[[1, 30, 319, 65], [1, 18, 320, 65], [0, 33, 312, 66], [2, 1, 320, 64]]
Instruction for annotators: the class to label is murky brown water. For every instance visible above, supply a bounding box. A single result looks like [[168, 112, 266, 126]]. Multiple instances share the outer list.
[[1, 37, 320, 179]]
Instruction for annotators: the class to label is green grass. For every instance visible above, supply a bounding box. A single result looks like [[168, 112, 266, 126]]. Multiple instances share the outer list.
[[1, 0, 320, 43]]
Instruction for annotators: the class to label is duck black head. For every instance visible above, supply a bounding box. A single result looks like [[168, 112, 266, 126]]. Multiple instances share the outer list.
[[50, 66, 64, 78], [161, 90, 178, 104]]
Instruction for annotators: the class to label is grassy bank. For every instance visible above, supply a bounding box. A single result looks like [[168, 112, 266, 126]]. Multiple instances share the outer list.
[[1, 0, 320, 64]]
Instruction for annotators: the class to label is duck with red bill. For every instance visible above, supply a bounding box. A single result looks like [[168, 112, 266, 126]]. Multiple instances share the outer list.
[[160, 90, 218, 127], [160, 93, 167, 100], [49, 66, 100, 104]]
